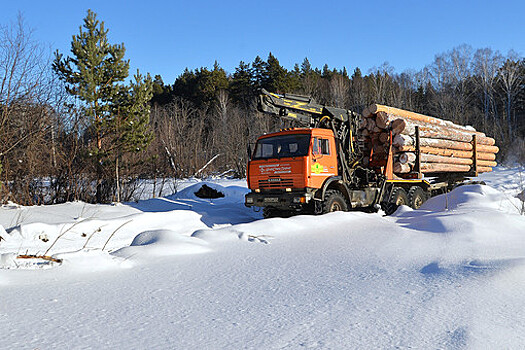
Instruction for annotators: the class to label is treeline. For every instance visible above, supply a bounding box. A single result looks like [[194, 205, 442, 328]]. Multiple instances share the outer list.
[[1, 12, 524, 205], [149, 45, 525, 173]]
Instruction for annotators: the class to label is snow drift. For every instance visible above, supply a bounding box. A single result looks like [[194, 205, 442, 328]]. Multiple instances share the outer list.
[[1, 170, 525, 348]]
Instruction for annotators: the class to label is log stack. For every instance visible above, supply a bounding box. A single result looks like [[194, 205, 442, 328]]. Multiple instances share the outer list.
[[359, 104, 498, 175]]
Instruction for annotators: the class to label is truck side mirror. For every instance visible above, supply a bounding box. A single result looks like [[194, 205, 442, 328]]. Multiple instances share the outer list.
[[247, 144, 252, 159]]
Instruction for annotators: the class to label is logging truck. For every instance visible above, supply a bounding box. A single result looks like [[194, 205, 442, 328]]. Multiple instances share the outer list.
[[244, 89, 498, 217]]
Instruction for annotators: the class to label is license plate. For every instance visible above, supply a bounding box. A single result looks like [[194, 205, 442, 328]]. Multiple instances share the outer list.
[[264, 197, 279, 203]]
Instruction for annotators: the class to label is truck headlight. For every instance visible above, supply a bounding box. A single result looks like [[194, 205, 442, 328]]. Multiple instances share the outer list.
[[246, 197, 254, 204]]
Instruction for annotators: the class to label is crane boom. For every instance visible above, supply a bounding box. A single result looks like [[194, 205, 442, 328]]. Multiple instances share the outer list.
[[258, 88, 353, 126], [257, 88, 365, 185]]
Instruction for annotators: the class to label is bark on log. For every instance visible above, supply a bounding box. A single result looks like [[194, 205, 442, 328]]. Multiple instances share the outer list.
[[395, 146, 497, 161], [359, 104, 498, 174], [368, 104, 483, 134], [395, 162, 491, 173], [398, 152, 497, 167], [393, 134, 413, 147], [393, 136, 499, 153], [393, 162, 411, 173], [367, 118, 376, 130], [379, 132, 390, 143], [395, 119, 492, 144], [362, 107, 373, 118], [420, 163, 492, 173], [375, 111, 394, 129], [394, 163, 492, 174], [390, 119, 407, 134], [398, 152, 417, 164]]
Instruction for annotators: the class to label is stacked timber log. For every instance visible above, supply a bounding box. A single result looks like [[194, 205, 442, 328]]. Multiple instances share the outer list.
[[359, 104, 498, 174]]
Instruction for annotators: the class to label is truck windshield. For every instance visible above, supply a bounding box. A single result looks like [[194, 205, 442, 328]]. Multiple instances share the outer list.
[[252, 134, 310, 160]]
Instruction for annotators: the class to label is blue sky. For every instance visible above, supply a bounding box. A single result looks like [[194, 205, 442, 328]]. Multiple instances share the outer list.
[[1, 0, 524, 84]]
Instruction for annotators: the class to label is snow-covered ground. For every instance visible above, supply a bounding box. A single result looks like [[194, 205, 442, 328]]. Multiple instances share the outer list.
[[1, 168, 525, 349]]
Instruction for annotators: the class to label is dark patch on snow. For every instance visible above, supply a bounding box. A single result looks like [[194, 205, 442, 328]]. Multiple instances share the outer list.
[[421, 262, 444, 275], [194, 184, 225, 199], [444, 327, 468, 349]]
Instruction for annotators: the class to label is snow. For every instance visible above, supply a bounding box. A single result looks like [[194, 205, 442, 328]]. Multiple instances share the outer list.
[[1, 169, 525, 348]]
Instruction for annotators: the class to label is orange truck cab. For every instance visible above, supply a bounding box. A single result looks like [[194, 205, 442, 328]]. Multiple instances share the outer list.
[[245, 127, 353, 213]]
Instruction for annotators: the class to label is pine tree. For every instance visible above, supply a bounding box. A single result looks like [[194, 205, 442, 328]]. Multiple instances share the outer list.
[[230, 61, 254, 110], [112, 71, 153, 201], [299, 57, 319, 96], [53, 10, 152, 202], [265, 53, 289, 93], [151, 74, 172, 105], [251, 56, 266, 90]]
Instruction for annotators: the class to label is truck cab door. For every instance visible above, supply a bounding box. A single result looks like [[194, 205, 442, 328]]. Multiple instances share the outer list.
[[309, 136, 338, 188]]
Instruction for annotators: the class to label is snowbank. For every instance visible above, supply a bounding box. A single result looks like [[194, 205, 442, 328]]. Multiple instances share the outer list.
[[1, 168, 525, 348]]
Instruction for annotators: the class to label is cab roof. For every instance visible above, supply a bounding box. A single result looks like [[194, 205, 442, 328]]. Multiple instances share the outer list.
[[257, 127, 334, 140]]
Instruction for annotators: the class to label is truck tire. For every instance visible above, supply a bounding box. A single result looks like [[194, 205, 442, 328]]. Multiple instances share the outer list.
[[408, 186, 428, 209], [383, 187, 408, 215], [322, 190, 348, 214]]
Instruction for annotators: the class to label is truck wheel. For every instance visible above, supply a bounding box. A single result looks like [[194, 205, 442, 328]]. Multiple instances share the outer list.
[[322, 190, 348, 214], [408, 186, 428, 209], [384, 187, 408, 215]]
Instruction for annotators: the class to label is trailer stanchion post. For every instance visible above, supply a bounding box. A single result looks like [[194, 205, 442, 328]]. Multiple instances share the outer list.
[[471, 134, 478, 176], [383, 130, 394, 180], [415, 126, 422, 179]]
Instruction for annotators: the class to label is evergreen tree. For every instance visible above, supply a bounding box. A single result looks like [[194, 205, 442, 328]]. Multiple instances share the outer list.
[[172, 62, 228, 109], [301, 57, 312, 74], [299, 57, 319, 96], [112, 71, 153, 201], [251, 55, 266, 90], [230, 61, 255, 109], [173, 68, 199, 103], [288, 64, 302, 92], [53, 9, 152, 202], [322, 64, 331, 78], [114, 71, 153, 154], [151, 74, 172, 105], [264, 52, 289, 93]]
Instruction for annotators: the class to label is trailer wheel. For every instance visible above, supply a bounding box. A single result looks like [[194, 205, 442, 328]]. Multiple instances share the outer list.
[[322, 190, 348, 214], [391, 187, 408, 206], [408, 186, 428, 209], [383, 187, 408, 215]]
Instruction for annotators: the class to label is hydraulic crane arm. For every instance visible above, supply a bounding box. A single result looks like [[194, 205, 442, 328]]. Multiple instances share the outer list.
[[257, 89, 368, 185], [258, 89, 352, 127]]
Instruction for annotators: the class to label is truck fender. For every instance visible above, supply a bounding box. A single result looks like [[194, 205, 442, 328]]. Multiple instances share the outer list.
[[316, 177, 352, 206]]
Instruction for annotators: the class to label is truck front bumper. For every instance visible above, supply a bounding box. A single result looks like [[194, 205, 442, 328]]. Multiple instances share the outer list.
[[244, 190, 314, 210]]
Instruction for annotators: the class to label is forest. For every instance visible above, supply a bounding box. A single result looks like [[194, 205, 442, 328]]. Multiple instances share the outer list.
[[1, 11, 524, 205]]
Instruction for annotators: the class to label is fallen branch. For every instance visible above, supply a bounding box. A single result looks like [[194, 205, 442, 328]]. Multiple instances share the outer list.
[[16, 254, 62, 264], [194, 154, 221, 177], [102, 220, 133, 251], [44, 219, 88, 256]]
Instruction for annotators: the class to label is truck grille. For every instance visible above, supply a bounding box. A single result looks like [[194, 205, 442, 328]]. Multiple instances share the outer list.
[[258, 178, 294, 189]]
